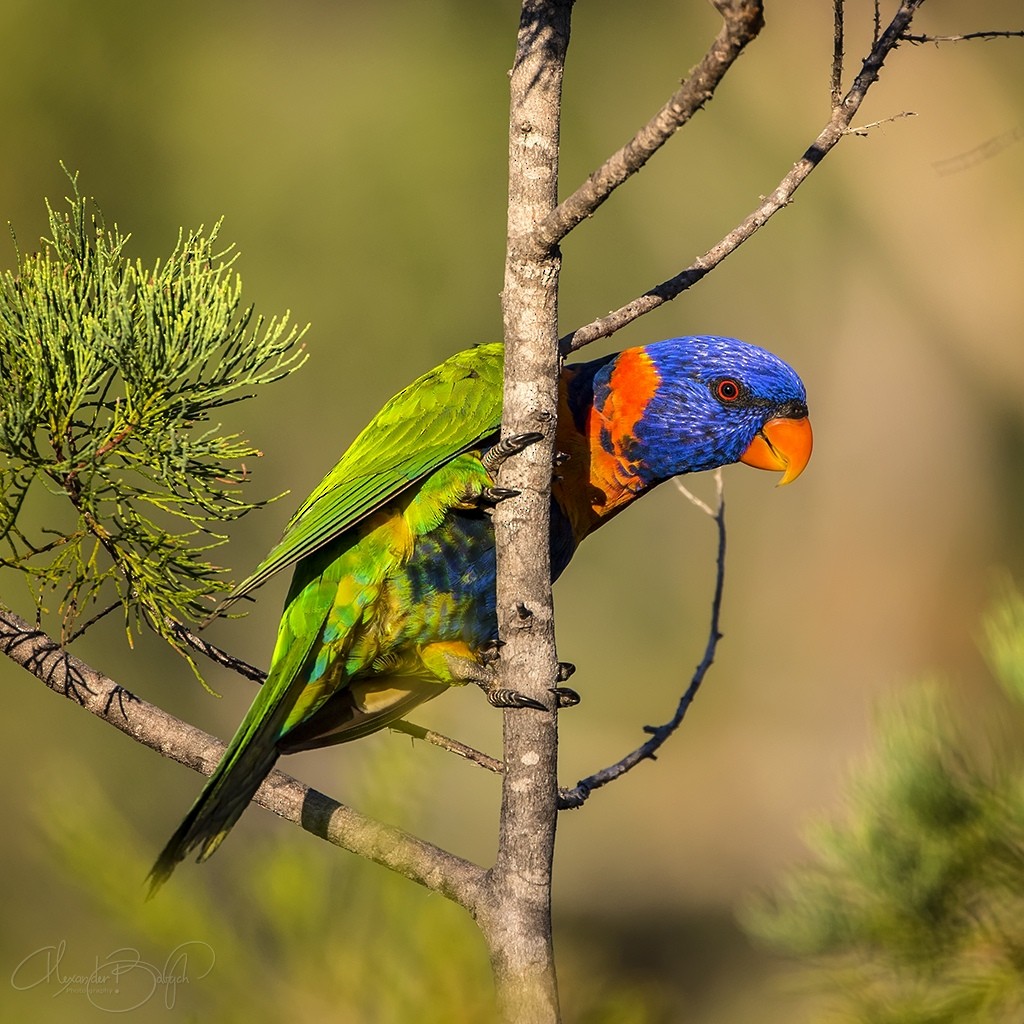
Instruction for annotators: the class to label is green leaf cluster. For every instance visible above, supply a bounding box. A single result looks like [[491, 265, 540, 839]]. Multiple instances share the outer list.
[[743, 586, 1024, 1024], [0, 172, 306, 653]]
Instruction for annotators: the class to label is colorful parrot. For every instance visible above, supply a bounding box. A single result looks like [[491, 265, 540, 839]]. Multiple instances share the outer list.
[[149, 335, 811, 889]]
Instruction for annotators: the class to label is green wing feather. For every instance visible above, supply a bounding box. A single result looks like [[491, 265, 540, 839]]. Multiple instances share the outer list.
[[227, 342, 505, 605]]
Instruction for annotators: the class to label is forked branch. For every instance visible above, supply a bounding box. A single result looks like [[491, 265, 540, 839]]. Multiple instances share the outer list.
[[533, 0, 764, 250], [560, 0, 927, 353]]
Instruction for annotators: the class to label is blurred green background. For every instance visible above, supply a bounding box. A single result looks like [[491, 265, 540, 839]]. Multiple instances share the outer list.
[[1, 1, 1022, 1020]]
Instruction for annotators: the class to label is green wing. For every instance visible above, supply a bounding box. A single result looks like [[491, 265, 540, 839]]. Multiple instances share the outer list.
[[227, 342, 505, 604]]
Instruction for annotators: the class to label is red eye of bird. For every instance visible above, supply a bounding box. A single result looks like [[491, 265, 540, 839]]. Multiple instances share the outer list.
[[715, 378, 741, 403]]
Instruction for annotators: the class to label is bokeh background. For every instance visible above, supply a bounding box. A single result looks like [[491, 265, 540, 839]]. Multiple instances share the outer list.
[[1, 1, 1022, 1020]]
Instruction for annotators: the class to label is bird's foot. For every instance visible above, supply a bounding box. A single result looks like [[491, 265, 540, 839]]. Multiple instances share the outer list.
[[467, 644, 579, 713], [482, 432, 544, 473], [485, 687, 549, 712], [470, 656, 550, 711], [475, 661, 579, 712], [483, 683, 579, 711]]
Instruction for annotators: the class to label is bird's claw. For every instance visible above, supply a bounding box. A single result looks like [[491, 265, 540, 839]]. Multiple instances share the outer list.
[[482, 486, 521, 504], [549, 686, 581, 708], [482, 432, 544, 473], [486, 687, 548, 712], [475, 647, 576, 711]]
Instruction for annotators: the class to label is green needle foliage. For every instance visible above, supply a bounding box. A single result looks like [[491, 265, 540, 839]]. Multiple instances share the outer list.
[[743, 585, 1024, 1024], [0, 171, 307, 656]]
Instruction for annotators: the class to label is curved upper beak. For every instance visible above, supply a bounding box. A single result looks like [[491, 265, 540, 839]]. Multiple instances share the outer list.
[[739, 415, 813, 485]]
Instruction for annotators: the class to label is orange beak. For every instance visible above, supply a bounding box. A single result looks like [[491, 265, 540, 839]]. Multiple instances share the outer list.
[[739, 416, 813, 485]]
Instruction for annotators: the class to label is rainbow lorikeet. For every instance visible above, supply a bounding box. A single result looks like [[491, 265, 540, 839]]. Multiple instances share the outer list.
[[150, 335, 811, 888]]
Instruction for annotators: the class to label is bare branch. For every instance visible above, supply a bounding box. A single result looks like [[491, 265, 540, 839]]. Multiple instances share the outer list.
[[832, 0, 845, 108], [488, 2, 573, 1019], [164, 617, 268, 683], [64, 600, 120, 643], [561, 0, 927, 355], [903, 30, 1024, 45], [0, 603, 487, 908], [559, 472, 726, 810], [389, 719, 505, 776], [846, 110, 917, 137], [533, 0, 764, 250]]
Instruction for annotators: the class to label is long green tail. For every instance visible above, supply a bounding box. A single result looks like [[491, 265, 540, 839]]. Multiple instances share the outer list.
[[147, 645, 314, 894], [147, 713, 283, 895]]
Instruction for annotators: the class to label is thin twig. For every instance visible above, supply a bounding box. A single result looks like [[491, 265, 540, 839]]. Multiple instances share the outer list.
[[532, 0, 764, 250], [832, 0, 845, 108], [164, 618, 267, 682], [0, 602, 487, 907], [673, 474, 719, 518], [65, 599, 121, 644], [389, 719, 505, 775], [845, 110, 917, 137], [903, 30, 1024, 45], [558, 471, 726, 809], [560, 0, 927, 355]]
